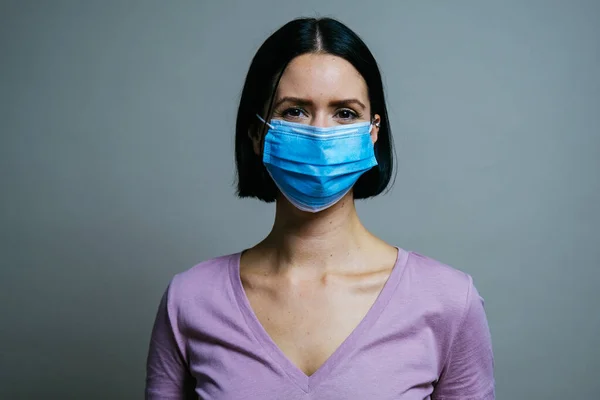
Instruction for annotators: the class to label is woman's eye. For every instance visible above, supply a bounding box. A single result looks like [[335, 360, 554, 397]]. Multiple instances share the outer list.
[[282, 108, 305, 118], [336, 109, 358, 120]]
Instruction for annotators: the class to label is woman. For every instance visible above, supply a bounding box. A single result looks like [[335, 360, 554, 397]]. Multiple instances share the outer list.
[[146, 17, 495, 399]]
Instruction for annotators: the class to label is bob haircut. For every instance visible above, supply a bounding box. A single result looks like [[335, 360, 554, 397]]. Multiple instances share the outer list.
[[235, 17, 395, 202]]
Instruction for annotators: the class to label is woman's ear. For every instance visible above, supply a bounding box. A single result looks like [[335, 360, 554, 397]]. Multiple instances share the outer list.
[[370, 114, 381, 144]]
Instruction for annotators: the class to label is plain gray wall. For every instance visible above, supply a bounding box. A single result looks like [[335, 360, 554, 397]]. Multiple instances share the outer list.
[[1, 1, 598, 399]]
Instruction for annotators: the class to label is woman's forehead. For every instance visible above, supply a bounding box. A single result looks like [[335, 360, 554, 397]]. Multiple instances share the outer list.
[[276, 53, 368, 102]]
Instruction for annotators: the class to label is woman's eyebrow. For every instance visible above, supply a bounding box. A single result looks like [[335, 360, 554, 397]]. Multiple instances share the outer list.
[[329, 99, 366, 110], [274, 97, 366, 110], [273, 97, 313, 108]]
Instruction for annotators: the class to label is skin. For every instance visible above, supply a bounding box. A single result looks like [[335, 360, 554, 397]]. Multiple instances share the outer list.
[[241, 53, 398, 376]]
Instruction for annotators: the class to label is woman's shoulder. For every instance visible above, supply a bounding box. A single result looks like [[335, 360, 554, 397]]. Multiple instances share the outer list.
[[165, 251, 241, 303], [400, 249, 483, 317], [399, 251, 494, 396], [404, 250, 473, 284]]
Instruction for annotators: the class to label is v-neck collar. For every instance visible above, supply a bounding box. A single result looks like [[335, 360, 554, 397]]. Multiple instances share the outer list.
[[229, 247, 409, 393]]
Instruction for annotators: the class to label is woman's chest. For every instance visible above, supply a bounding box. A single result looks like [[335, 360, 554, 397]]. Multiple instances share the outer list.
[[245, 273, 391, 376], [185, 306, 442, 400], [259, 289, 382, 373]]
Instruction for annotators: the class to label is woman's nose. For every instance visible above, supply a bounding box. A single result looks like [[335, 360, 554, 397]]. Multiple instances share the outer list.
[[310, 113, 332, 128]]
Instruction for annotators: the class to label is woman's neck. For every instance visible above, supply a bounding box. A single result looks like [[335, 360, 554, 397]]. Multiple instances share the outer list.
[[258, 193, 375, 274]]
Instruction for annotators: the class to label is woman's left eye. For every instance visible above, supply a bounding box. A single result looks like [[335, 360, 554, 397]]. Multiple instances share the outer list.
[[336, 109, 358, 120]]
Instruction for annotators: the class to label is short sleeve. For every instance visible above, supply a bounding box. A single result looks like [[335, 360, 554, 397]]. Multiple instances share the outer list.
[[432, 276, 495, 400], [145, 280, 196, 400]]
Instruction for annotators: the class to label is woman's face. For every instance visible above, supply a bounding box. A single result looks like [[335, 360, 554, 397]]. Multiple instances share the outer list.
[[252, 53, 380, 154]]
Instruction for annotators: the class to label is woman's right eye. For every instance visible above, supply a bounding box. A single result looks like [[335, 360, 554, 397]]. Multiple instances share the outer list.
[[282, 107, 306, 118]]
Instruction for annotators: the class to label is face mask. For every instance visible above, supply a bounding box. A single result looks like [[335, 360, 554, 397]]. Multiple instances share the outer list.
[[256, 115, 378, 212]]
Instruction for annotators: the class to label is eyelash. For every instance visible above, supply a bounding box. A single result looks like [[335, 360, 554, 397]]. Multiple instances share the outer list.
[[279, 107, 361, 121]]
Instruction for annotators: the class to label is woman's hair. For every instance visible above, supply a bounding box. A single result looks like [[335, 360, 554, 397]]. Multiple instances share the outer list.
[[235, 17, 395, 202]]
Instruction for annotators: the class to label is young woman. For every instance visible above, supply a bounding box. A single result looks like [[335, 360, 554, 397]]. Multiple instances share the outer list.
[[146, 17, 495, 400]]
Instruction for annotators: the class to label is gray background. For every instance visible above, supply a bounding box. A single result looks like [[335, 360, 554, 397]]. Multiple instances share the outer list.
[[1, 1, 598, 399]]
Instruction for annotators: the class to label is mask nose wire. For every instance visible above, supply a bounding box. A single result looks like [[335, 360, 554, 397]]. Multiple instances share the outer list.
[[258, 113, 379, 132]]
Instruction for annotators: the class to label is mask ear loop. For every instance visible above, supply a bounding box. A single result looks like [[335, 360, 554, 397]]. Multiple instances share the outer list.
[[254, 114, 274, 163], [256, 114, 274, 129], [369, 117, 381, 132]]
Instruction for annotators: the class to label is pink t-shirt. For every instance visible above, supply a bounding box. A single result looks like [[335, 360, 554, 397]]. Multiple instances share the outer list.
[[146, 248, 495, 399]]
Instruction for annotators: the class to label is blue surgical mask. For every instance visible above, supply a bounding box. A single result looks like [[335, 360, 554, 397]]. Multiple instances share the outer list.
[[256, 115, 378, 212]]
